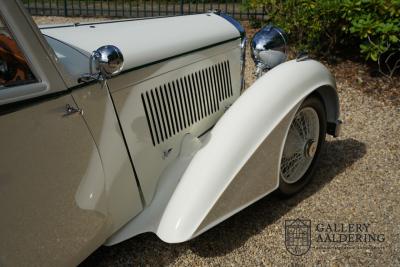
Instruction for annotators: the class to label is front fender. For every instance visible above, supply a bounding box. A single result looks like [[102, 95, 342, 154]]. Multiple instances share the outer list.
[[156, 59, 338, 243]]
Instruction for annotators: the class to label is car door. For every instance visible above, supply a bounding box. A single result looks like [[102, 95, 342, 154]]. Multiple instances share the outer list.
[[0, 4, 112, 266]]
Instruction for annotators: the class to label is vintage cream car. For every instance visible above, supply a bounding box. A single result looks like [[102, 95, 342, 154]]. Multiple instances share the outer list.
[[0, 1, 341, 266]]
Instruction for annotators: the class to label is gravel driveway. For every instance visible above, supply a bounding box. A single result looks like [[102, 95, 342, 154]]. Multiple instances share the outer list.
[[34, 16, 400, 267]]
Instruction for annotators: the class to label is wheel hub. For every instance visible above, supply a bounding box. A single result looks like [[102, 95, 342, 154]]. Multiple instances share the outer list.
[[280, 107, 320, 184], [304, 139, 317, 158]]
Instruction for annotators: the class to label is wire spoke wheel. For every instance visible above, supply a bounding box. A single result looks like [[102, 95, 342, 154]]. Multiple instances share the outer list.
[[281, 107, 320, 184]]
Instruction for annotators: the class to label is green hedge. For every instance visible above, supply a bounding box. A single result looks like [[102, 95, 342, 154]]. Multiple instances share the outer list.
[[245, 0, 400, 67]]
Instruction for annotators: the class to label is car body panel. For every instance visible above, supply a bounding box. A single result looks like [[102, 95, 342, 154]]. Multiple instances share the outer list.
[[106, 59, 338, 244], [195, 106, 298, 234], [156, 60, 337, 243], [109, 41, 241, 204], [71, 83, 144, 234], [106, 39, 240, 93], [0, 94, 109, 266], [0, 3, 143, 264], [40, 13, 240, 82], [44, 35, 90, 82]]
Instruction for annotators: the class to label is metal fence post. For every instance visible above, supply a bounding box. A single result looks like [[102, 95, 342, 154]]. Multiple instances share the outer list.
[[64, 0, 68, 17], [180, 0, 184, 15], [23, 0, 264, 21]]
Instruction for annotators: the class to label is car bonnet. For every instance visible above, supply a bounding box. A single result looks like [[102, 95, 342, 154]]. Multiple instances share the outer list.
[[40, 14, 240, 73]]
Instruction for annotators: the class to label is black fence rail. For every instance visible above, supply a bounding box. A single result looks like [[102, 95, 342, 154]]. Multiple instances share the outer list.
[[23, 0, 265, 20]]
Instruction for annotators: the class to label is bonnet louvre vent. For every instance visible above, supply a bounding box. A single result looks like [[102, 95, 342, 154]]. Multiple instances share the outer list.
[[141, 61, 233, 146]]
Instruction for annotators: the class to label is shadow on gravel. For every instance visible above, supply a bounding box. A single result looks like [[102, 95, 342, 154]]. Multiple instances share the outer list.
[[80, 138, 366, 266]]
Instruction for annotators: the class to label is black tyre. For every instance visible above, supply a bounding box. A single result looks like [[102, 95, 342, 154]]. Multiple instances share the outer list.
[[278, 96, 327, 196]]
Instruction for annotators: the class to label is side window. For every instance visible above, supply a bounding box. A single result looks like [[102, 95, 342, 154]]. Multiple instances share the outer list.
[[0, 17, 36, 88]]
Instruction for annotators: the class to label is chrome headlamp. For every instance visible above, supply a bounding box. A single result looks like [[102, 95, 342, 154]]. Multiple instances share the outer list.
[[251, 25, 288, 77]]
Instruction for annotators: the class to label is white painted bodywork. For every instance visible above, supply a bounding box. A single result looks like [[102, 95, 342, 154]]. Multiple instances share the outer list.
[[109, 40, 241, 205], [107, 59, 337, 244], [40, 14, 240, 82], [158, 59, 336, 242], [71, 83, 144, 234], [1, 1, 340, 264]]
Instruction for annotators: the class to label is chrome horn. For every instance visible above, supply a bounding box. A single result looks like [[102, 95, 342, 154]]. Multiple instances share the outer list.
[[80, 45, 124, 82]]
